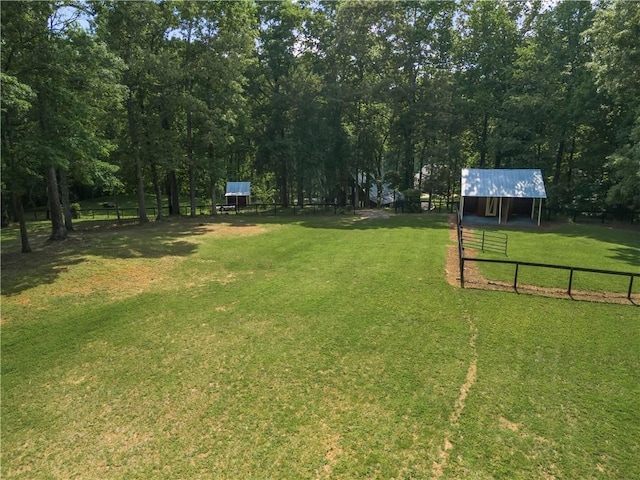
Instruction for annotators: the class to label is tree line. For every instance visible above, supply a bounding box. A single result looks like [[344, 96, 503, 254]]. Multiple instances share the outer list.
[[2, 0, 639, 252]]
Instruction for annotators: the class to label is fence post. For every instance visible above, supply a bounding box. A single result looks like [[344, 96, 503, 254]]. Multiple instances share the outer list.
[[568, 268, 574, 296], [458, 215, 465, 288], [513, 263, 519, 291], [628, 275, 635, 301]]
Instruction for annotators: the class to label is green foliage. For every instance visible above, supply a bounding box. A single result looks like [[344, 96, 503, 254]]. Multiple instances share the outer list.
[[3, 0, 640, 250], [588, 0, 640, 210], [70, 202, 82, 219], [402, 188, 422, 213]]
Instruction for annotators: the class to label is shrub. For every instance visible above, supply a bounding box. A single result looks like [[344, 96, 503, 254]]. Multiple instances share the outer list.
[[402, 189, 422, 213], [70, 202, 82, 219]]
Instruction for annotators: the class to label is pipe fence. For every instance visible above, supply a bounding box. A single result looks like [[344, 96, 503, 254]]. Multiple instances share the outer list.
[[456, 212, 637, 302]]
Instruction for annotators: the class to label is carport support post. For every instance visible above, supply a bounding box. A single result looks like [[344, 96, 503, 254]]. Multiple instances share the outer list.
[[531, 198, 536, 219], [460, 196, 464, 220], [537, 198, 543, 226], [498, 197, 503, 225]]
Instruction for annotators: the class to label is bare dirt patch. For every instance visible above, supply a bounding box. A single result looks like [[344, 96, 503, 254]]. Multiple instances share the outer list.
[[192, 222, 266, 240], [499, 416, 520, 432], [59, 258, 180, 300], [317, 422, 343, 480], [432, 315, 478, 479]]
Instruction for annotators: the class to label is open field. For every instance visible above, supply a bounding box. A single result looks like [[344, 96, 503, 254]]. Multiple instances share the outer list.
[[1, 214, 638, 479]]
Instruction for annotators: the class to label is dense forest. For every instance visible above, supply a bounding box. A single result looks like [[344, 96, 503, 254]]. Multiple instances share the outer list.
[[2, 0, 639, 251]]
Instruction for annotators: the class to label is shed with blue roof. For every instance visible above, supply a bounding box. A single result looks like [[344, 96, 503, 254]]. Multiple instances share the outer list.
[[225, 182, 251, 207], [460, 169, 547, 225]]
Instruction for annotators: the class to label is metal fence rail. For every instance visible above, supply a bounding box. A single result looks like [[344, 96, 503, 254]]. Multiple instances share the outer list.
[[464, 257, 637, 301], [461, 229, 508, 255], [26, 203, 344, 221], [455, 211, 637, 301]]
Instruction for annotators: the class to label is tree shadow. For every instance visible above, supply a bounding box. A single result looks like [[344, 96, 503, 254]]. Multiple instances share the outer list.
[[609, 246, 640, 267], [1, 213, 450, 296], [288, 211, 451, 231], [0, 217, 244, 296]]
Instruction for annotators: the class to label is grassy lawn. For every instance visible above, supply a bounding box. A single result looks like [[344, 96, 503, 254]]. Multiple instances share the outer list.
[[1, 214, 638, 479], [466, 223, 640, 295]]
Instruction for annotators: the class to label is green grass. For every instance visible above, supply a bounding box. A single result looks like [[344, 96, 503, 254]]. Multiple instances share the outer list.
[[1, 215, 638, 479], [469, 223, 640, 294]]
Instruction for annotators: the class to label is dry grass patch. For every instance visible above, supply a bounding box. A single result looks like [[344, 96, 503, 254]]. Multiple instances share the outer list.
[[1, 217, 269, 318], [192, 221, 266, 240]]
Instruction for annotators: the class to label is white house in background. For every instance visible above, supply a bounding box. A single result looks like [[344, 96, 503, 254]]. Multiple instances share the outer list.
[[225, 182, 251, 207], [355, 173, 402, 206], [460, 168, 547, 225]]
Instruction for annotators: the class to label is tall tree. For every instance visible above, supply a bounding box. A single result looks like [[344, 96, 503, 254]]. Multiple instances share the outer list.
[[588, 0, 640, 210], [2, 1, 122, 245], [94, 0, 174, 224], [253, 0, 307, 207], [455, 0, 520, 168]]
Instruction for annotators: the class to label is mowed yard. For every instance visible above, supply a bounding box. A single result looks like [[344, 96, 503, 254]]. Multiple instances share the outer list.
[[1, 214, 638, 479]]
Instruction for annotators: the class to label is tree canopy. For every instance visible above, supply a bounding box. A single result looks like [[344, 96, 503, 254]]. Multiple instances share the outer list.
[[2, 0, 639, 250]]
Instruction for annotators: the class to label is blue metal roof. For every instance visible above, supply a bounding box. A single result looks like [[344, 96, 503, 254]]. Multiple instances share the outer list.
[[461, 169, 547, 198], [225, 182, 251, 196]]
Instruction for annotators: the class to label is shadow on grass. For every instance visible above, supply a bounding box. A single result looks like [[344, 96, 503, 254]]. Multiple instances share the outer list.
[[0, 212, 448, 296], [0, 217, 231, 296], [250, 211, 451, 231], [610, 246, 640, 268]]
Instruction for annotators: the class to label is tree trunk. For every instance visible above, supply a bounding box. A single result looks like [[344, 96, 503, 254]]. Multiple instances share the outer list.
[[135, 154, 149, 224], [354, 166, 359, 209], [208, 143, 218, 216], [554, 138, 565, 185], [479, 112, 488, 168], [280, 159, 289, 208], [210, 174, 218, 216], [151, 163, 164, 221], [189, 162, 196, 217], [12, 191, 31, 253], [186, 23, 196, 218], [296, 165, 304, 207], [46, 166, 67, 241], [127, 92, 148, 224], [167, 170, 180, 215], [59, 169, 74, 231], [566, 132, 577, 203], [113, 190, 121, 222], [188, 111, 196, 218], [403, 131, 414, 190]]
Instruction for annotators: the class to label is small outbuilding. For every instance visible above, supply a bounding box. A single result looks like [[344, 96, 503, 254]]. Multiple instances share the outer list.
[[460, 168, 547, 225], [225, 182, 251, 207]]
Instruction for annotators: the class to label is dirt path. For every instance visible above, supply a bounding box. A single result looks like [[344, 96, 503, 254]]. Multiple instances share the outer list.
[[431, 314, 478, 479]]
